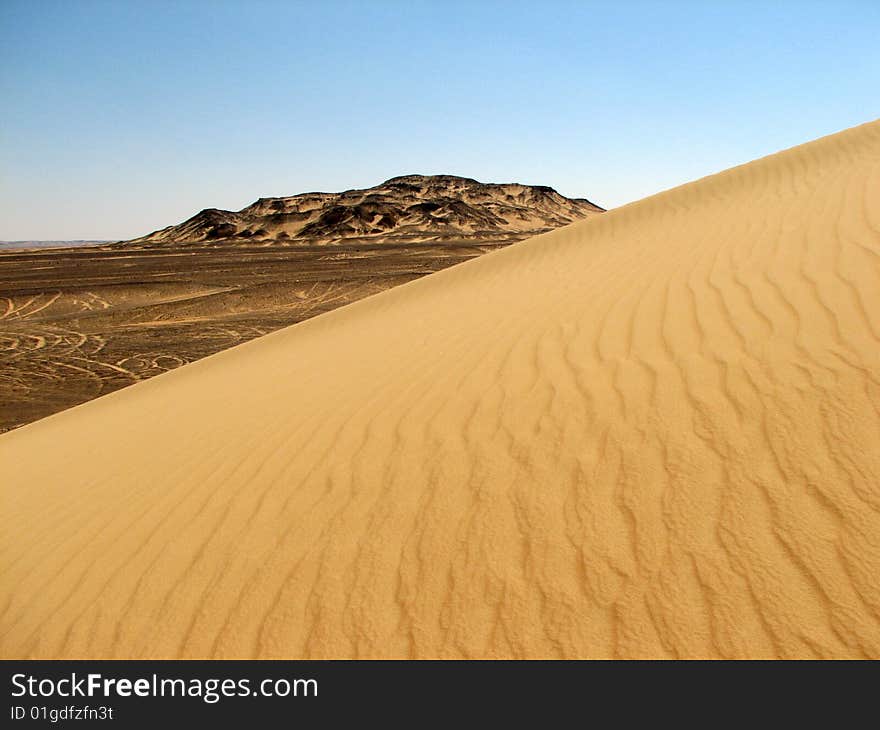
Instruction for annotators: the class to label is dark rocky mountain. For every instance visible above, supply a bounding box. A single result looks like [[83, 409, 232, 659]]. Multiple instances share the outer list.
[[127, 174, 604, 246]]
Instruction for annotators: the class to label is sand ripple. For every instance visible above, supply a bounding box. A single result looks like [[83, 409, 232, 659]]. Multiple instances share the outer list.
[[2, 121, 880, 658]]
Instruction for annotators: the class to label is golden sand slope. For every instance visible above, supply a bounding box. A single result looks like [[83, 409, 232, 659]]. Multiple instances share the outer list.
[[3, 122, 880, 659]]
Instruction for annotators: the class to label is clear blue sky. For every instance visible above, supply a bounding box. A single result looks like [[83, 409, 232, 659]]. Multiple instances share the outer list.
[[2, 0, 878, 240]]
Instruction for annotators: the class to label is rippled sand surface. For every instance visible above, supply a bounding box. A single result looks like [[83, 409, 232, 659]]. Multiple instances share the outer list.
[[2, 121, 880, 658]]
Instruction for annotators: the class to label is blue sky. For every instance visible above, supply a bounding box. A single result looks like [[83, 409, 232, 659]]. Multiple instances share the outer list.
[[2, 0, 878, 240]]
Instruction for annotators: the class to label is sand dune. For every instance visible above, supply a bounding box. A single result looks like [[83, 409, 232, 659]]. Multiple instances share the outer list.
[[2, 121, 880, 659]]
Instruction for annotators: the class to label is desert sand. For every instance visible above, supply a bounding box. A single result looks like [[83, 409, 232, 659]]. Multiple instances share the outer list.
[[2, 121, 880, 659]]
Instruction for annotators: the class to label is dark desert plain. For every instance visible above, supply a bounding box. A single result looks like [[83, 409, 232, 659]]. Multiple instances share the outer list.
[[0, 241, 498, 432]]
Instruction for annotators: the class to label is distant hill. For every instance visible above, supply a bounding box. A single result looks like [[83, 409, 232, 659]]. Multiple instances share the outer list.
[[0, 240, 111, 251], [126, 174, 604, 246]]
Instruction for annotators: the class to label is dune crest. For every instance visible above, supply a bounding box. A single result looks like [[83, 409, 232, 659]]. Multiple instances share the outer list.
[[2, 121, 880, 659]]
